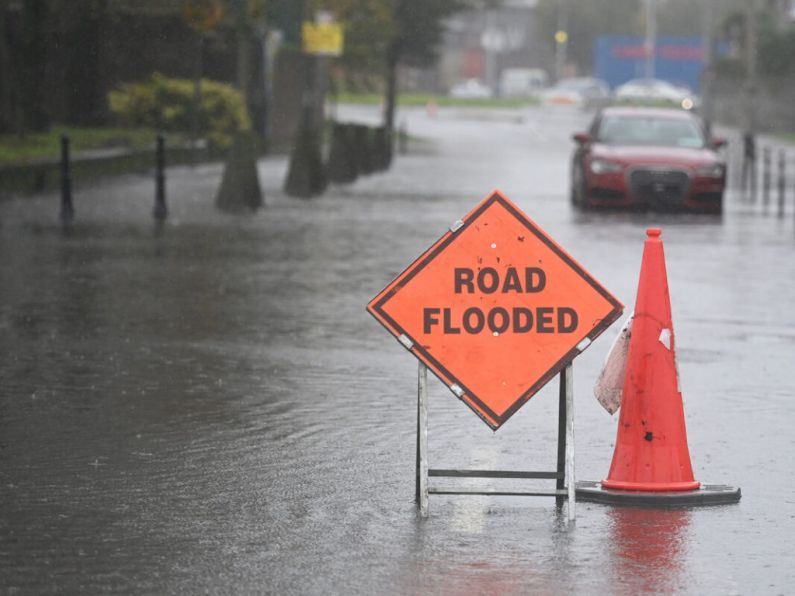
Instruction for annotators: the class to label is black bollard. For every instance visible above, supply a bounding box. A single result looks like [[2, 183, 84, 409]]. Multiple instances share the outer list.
[[217, 130, 265, 209], [742, 132, 757, 202], [777, 149, 786, 218], [372, 126, 392, 171], [59, 135, 74, 224], [284, 126, 327, 199], [762, 146, 771, 207], [738, 137, 746, 191], [354, 125, 375, 176], [343, 124, 359, 180], [327, 123, 357, 185], [154, 134, 168, 221], [152, 135, 168, 221], [733, 136, 744, 190], [398, 120, 408, 155]]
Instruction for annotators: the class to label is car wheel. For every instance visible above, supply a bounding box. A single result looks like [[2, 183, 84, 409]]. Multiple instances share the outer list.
[[571, 164, 590, 210], [580, 182, 592, 210], [714, 193, 724, 215], [570, 175, 579, 205], [570, 163, 581, 205]]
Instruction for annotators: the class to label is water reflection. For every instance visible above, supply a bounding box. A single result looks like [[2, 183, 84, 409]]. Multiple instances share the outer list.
[[393, 504, 577, 595], [607, 508, 691, 593], [401, 553, 570, 595]]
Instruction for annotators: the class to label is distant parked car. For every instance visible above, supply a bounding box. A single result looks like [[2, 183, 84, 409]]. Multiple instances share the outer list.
[[448, 79, 493, 99], [570, 106, 726, 212], [499, 68, 549, 98], [540, 77, 610, 108], [613, 78, 698, 110]]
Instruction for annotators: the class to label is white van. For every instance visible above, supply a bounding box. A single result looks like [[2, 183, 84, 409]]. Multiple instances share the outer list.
[[499, 68, 549, 98]]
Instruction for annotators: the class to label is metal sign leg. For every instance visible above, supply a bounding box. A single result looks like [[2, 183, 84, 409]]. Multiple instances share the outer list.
[[416, 362, 429, 517], [564, 363, 576, 522], [555, 367, 568, 508]]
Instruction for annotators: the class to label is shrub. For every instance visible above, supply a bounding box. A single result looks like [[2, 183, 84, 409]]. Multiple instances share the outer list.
[[108, 73, 250, 148]]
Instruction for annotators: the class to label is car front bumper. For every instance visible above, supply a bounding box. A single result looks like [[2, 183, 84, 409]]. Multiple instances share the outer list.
[[584, 168, 724, 211]]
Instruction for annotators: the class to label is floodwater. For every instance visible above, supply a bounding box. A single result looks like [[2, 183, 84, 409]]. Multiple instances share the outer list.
[[1, 105, 794, 595]]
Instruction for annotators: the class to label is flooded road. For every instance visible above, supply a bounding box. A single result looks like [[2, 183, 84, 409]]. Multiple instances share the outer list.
[[1, 105, 794, 594]]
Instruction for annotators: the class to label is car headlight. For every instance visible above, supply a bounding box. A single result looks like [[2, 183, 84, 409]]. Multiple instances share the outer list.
[[695, 164, 724, 178], [589, 159, 623, 174]]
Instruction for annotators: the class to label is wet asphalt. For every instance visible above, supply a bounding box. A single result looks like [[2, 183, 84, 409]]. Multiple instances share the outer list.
[[1, 104, 794, 595]]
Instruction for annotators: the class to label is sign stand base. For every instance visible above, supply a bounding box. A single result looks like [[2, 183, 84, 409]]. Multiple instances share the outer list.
[[415, 362, 576, 522]]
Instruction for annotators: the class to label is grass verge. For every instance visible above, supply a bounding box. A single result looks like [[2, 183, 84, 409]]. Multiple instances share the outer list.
[[0, 127, 182, 166], [335, 93, 538, 109]]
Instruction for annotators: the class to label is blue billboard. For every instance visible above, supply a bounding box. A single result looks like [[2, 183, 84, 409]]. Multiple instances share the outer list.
[[594, 36, 706, 92]]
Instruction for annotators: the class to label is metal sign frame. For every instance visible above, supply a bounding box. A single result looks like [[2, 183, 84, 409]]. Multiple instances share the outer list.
[[415, 361, 576, 522]]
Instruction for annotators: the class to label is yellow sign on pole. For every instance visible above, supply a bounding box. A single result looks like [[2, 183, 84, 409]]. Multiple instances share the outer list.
[[302, 21, 344, 56], [182, 0, 225, 32]]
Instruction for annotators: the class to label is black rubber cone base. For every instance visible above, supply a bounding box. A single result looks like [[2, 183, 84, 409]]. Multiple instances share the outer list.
[[576, 480, 741, 507]]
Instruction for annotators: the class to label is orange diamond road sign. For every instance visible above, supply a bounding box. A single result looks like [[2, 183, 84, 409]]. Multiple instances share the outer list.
[[367, 191, 623, 430]]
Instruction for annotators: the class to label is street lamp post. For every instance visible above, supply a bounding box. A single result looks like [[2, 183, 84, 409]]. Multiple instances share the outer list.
[[744, 0, 758, 137], [742, 0, 759, 197], [554, 0, 568, 81], [701, 0, 715, 131], [645, 0, 657, 79]]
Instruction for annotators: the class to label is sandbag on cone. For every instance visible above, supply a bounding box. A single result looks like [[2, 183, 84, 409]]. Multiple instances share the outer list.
[[594, 314, 633, 415], [601, 228, 699, 492]]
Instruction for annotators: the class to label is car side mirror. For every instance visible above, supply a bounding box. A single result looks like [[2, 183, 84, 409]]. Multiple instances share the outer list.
[[710, 137, 727, 149], [572, 132, 590, 145]]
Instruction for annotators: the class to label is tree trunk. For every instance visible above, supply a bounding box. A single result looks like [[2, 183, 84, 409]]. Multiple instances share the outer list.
[[64, 0, 108, 126], [0, 0, 15, 133], [20, 0, 50, 132]]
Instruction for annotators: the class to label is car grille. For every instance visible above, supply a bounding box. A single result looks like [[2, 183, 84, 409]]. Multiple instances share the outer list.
[[629, 168, 690, 207]]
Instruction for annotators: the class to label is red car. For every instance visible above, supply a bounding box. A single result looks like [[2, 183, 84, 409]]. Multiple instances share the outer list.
[[571, 107, 726, 212]]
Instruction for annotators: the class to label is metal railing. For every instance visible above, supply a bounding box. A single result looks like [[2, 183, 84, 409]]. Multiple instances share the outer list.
[[726, 132, 794, 219]]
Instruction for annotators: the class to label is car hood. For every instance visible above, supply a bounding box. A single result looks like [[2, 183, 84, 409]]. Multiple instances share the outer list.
[[615, 88, 684, 100], [591, 143, 720, 166]]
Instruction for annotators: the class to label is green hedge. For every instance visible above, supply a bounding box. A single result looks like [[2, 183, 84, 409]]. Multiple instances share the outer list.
[[109, 73, 250, 148]]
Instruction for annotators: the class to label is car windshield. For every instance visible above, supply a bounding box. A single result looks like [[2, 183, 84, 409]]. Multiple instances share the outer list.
[[597, 115, 705, 148]]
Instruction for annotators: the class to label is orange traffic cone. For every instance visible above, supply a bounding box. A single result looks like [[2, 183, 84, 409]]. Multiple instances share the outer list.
[[601, 228, 699, 492], [577, 228, 741, 505]]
